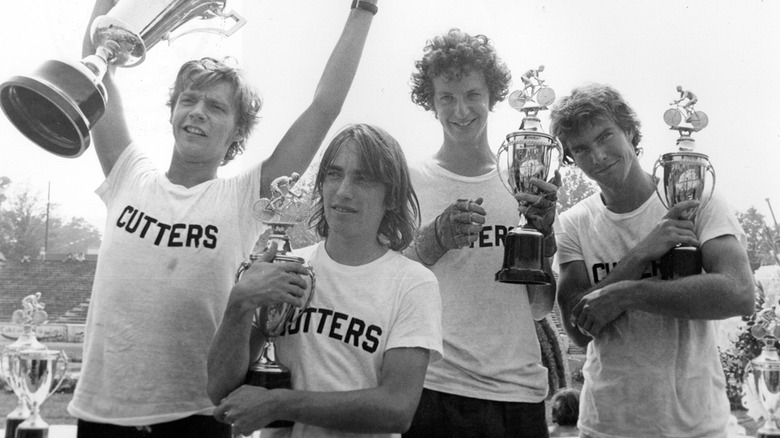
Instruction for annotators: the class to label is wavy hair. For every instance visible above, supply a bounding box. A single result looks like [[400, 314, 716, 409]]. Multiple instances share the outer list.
[[550, 83, 643, 165], [167, 57, 262, 165], [410, 28, 511, 112], [309, 124, 420, 251]]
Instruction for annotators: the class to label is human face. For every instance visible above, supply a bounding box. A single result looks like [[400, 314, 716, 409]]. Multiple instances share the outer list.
[[170, 81, 242, 164], [432, 70, 490, 147], [322, 141, 388, 247], [566, 117, 639, 189]]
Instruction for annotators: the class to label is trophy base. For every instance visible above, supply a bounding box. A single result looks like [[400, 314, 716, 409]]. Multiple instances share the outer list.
[[758, 429, 780, 438], [5, 417, 25, 438], [15, 426, 48, 438], [495, 227, 551, 285], [244, 369, 293, 428], [0, 59, 106, 158], [659, 245, 701, 280]]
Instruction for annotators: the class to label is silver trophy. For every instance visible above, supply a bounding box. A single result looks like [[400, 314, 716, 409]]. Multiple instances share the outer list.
[[745, 308, 780, 437], [0, 0, 246, 158], [11, 349, 68, 438], [654, 88, 715, 279], [495, 68, 561, 284], [234, 173, 315, 429], [0, 294, 48, 438]]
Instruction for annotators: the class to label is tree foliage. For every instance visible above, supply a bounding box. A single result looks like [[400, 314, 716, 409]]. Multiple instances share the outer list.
[[0, 179, 102, 261], [736, 206, 780, 270], [557, 166, 599, 213]]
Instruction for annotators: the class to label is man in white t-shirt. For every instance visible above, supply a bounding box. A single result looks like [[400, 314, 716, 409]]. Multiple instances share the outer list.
[[68, 1, 378, 437], [208, 124, 442, 437], [550, 83, 755, 437], [402, 29, 559, 438]]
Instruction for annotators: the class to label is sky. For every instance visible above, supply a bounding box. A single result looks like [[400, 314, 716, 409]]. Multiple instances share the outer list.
[[2, 0, 780, 238]]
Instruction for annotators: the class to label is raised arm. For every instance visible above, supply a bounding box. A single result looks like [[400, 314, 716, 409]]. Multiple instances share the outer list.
[[214, 347, 430, 435], [82, 0, 132, 177], [259, 1, 378, 198]]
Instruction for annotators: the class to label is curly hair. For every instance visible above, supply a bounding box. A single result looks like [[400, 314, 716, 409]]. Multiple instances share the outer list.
[[551, 388, 580, 427], [410, 28, 511, 112], [167, 57, 262, 165], [309, 124, 420, 252], [550, 83, 643, 165]]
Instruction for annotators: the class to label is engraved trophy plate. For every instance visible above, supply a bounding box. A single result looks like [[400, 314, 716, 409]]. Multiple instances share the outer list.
[[653, 87, 714, 280], [0, 0, 247, 158], [236, 173, 315, 429], [495, 66, 561, 284]]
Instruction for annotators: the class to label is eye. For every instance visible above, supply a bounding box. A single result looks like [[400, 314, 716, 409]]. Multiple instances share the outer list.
[[439, 95, 453, 104], [468, 92, 482, 99]]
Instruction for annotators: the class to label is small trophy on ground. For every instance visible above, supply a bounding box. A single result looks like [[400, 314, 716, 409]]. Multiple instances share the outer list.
[[495, 67, 561, 284], [744, 307, 780, 437], [654, 87, 715, 279], [234, 173, 315, 429], [0, 0, 246, 158], [0, 294, 47, 438]]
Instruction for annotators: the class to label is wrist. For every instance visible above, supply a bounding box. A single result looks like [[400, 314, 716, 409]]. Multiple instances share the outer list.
[[351, 0, 378, 15], [543, 233, 557, 258]]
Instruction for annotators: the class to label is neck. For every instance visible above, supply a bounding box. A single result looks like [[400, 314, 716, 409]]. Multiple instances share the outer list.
[[435, 137, 495, 177], [325, 236, 387, 267], [599, 170, 656, 213], [166, 157, 219, 188]]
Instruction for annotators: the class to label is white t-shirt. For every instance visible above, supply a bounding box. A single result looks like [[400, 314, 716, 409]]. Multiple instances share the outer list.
[[409, 157, 548, 402], [556, 191, 745, 438], [68, 145, 264, 425], [262, 242, 442, 438]]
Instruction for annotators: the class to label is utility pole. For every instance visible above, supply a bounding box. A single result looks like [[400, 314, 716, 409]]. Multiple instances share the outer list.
[[44, 181, 50, 260]]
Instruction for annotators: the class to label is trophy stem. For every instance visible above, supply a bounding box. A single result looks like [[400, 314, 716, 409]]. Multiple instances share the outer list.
[[244, 339, 293, 429]]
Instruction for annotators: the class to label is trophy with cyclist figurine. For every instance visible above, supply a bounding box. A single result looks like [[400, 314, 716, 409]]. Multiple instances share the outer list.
[[654, 86, 715, 279], [495, 65, 561, 284], [0, 293, 63, 438], [744, 305, 780, 437], [0, 0, 247, 158], [235, 172, 315, 428]]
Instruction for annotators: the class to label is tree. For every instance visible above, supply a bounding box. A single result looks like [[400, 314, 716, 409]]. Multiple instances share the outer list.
[[737, 206, 779, 269], [557, 166, 599, 213], [0, 178, 102, 260]]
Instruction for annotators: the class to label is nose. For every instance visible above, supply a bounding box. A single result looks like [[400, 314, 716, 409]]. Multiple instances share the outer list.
[[335, 177, 354, 199], [189, 101, 207, 121], [454, 98, 469, 118]]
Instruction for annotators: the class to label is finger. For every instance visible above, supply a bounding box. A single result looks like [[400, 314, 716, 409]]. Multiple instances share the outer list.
[[667, 200, 700, 218], [455, 199, 470, 211], [260, 242, 278, 262], [548, 169, 562, 188]]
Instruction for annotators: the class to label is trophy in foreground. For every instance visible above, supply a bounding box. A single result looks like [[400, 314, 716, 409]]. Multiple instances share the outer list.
[[0, 294, 48, 438], [654, 87, 715, 279], [235, 174, 315, 428], [0, 0, 246, 158], [11, 349, 68, 438], [744, 307, 780, 437], [495, 67, 561, 284]]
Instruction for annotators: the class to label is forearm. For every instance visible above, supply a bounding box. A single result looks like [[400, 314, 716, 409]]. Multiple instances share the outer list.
[[207, 307, 256, 404], [273, 387, 416, 433], [622, 272, 755, 319]]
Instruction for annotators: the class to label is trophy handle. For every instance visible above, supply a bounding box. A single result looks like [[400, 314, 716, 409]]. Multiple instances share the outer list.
[[698, 161, 716, 214], [165, 9, 248, 44], [48, 351, 68, 398], [652, 157, 671, 210], [495, 140, 515, 196]]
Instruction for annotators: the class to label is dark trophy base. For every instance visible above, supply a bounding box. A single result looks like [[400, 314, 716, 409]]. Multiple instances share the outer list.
[[244, 369, 293, 428], [15, 426, 48, 438], [5, 417, 24, 438], [495, 228, 552, 285], [659, 245, 702, 280], [0, 59, 106, 158], [758, 427, 780, 438]]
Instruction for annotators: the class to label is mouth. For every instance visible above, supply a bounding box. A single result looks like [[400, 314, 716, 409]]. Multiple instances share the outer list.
[[331, 204, 357, 214], [182, 125, 206, 137], [596, 161, 617, 174], [450, 118, 476, 129]]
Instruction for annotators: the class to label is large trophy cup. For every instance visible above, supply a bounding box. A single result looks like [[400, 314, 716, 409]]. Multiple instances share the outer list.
[[654, 88, 715, 279], [495, 68, 561, 284], [0, 0, 246, 158], [0, 294, 48, 438], [11, 350, 68, 438], [744, 307, 780, 437], [235, 174, 315, 429]]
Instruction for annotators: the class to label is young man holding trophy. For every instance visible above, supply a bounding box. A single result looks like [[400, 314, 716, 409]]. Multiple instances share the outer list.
[[208, 124, 443, 437], [66, 0, 379, 437], [402, 29, 559, 437], [550, 83, 755, 437]]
